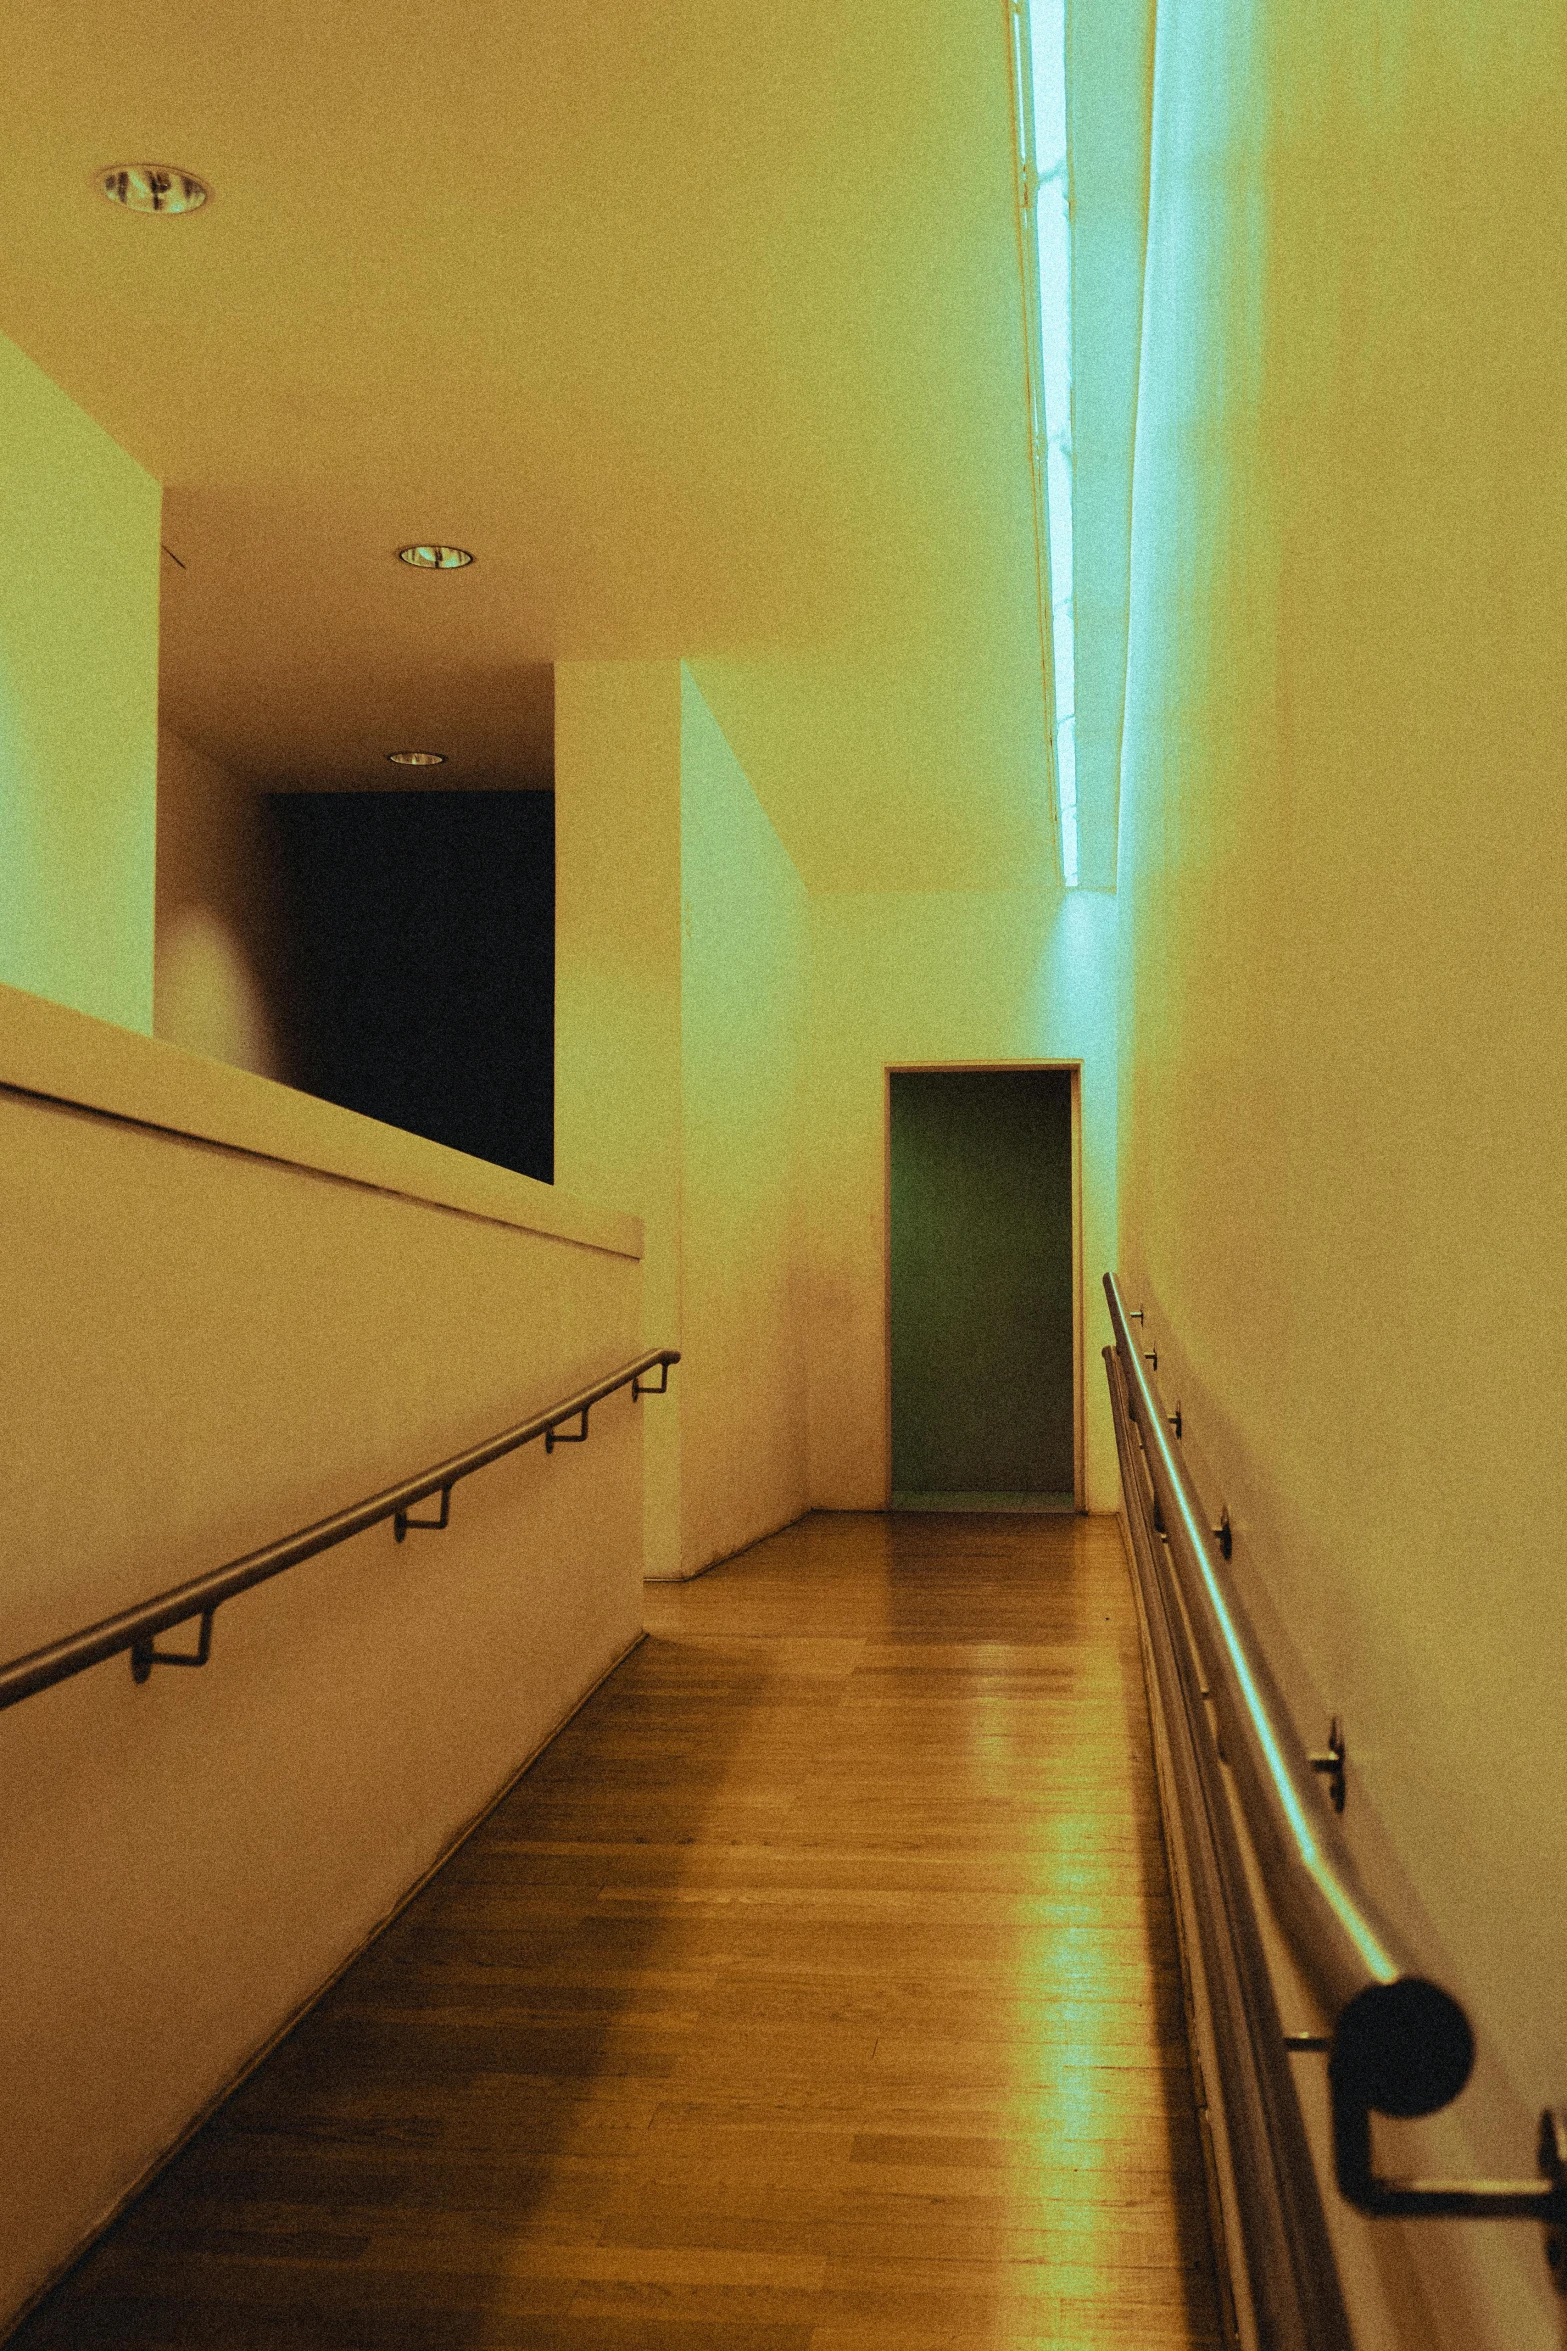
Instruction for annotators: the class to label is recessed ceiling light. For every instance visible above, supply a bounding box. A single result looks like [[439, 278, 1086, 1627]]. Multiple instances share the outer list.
[[100, 165, 209, 216], [387, 749, 446, 767], [398, 544, 474, 570]]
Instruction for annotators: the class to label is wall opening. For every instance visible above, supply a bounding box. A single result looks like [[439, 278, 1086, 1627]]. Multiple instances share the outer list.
[[887, 1065, 1079, 1510], [266, 790, 555, 1184]]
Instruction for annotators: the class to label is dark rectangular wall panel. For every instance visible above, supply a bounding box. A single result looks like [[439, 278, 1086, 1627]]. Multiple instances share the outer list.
[[889, 1067, 1074, 1501], [267, 791, 553, 1184]]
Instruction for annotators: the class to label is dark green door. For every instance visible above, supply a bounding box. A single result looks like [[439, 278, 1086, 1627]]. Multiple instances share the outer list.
[[889, 1068, 1075, 1507]]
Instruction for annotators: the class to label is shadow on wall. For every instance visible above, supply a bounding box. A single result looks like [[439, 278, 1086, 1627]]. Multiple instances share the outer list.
[[154, 728, 292, 1085], [155, 903, 283, 1078]]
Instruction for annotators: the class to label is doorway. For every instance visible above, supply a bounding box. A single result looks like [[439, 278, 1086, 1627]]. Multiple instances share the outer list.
[[887, 1066, 1080, 1510]]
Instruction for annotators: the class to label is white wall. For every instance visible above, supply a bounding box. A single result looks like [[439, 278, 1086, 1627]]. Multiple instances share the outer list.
[[0, 989, 646, 2333], [555, 660, 811, 1581], [0, 332, 160, 1033], [679, 670, 810, 1574], [560, 667, 1126, 1551], [805, 887, 1120, 1512], [554, 661, 685, 1576], [1116, 0, 1567, 2339], [154, 728, 287, 1080]]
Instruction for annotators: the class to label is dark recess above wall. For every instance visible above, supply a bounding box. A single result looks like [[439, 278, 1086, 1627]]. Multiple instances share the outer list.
[[267, 791, 554, 1185]]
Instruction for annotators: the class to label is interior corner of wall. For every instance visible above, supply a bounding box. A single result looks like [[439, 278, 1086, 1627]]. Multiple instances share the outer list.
[[642, 1404, 682, 1581]]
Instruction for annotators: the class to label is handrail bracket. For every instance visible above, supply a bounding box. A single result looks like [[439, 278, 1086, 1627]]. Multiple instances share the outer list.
[[1333, 2076, 1567, 2285], [131, 1606, 216, 1684], [1309, 1719, 1347, 1815], [395, 1486, 452, 1542]]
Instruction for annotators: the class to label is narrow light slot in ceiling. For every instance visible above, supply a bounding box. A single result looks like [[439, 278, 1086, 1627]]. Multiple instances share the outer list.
[[398, 545, 474, 570], [1009, 0, 1078, 887], [387, 750, 446, 767], [100, 166, 209, 215]]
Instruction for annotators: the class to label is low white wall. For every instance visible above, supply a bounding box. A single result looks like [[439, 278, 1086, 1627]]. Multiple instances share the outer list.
[[0, 989, 647, 2332]]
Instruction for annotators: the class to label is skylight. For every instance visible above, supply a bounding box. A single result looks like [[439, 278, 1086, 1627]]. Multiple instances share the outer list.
[[1011, 0, 1078, 887]]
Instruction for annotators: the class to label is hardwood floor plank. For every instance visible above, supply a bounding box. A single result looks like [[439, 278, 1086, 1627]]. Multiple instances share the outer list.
[[13, 1511, 1222, 2351]]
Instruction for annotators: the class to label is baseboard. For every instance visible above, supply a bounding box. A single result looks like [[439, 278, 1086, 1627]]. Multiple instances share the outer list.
[[643, 1507, 809, 1584], [888, 1490, 1076, 1513], [1, 1629, 646, 2347]]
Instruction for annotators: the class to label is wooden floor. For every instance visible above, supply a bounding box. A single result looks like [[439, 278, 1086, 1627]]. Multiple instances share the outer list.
[[16, 1512, 1224, 2350]]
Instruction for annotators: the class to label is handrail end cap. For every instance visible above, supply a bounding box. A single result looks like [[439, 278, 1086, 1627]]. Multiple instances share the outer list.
[[1331, 1977, 1474, 2119]]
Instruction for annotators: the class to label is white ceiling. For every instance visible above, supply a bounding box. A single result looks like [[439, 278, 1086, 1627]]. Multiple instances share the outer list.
[[0, 0, 1062, 893]]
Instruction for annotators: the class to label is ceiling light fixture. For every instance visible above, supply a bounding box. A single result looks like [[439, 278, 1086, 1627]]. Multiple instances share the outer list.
[[387, 750, 446, 767], [100, 165, 209, 216], [397, 544, 474, 570]]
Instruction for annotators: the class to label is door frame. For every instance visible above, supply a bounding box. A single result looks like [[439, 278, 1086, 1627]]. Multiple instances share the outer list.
[[883, 1061, 1085, 1513]]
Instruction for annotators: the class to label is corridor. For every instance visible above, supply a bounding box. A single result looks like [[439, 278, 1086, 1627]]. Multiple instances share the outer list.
[[15, 1515, 1221, 2351]]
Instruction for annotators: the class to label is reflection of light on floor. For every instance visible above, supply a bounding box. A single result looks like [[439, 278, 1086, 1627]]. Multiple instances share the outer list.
[[1030, 1905, 1116, 2149], [1012, 1674, 1168, 2280], [967, 1666, 1018, 1797]]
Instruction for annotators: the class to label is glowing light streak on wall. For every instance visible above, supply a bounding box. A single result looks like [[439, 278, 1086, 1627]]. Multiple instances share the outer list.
[[1009, 0, 1078, 887]]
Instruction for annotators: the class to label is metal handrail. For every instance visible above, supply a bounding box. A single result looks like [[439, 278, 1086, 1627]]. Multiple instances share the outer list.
[[1105, 1334, 1351, 2351], [1103, 1273, 1566, 2292], [1104, 1276, 1457, 2082], [0, 1347, 679, 1714]]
